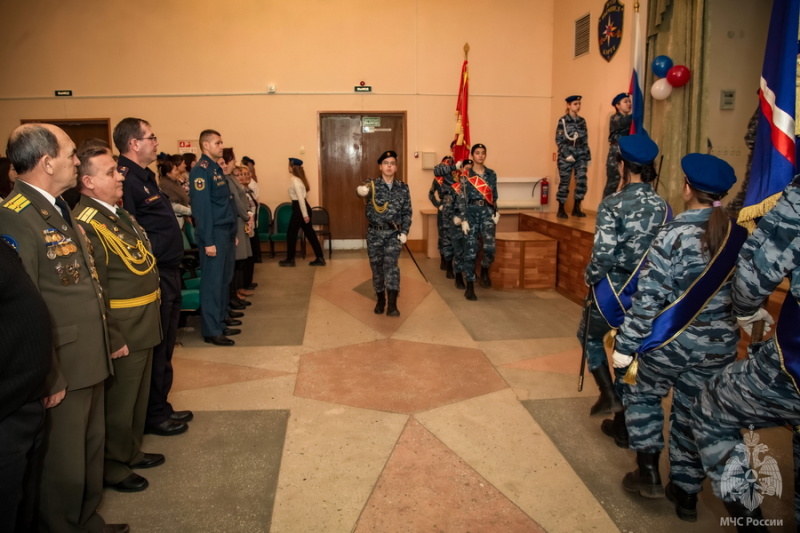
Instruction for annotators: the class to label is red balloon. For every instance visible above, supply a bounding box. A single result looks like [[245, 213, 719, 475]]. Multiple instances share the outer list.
[[666, 65, 691, 87]]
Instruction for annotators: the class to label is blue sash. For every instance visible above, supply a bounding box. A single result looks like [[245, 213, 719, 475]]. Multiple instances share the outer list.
[[775, 292, 800, 393], [592, 203, 673, 328]]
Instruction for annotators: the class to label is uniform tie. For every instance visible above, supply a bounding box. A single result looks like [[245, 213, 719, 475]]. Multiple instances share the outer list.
[[116, 206, 133, 226], [55, 197, 72, 226]]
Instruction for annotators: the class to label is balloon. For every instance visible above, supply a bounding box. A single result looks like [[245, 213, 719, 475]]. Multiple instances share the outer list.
[[651, 55, 674, 78], [650, 78, 673, 100], [666, 65, 691, 87]]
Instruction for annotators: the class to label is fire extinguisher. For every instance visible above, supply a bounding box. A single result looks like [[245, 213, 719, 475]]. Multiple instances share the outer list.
[[539, 178, 549, 205]]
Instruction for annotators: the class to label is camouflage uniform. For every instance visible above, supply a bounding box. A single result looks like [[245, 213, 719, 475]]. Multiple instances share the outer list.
[[555, 114, 591, 203], [602, 113, 632, 198], [363, 178, 412, 293], [615, 208, 740, 494], [691, 178, 800, 502], [430, 166, 458, 262], [578, 182, 668, 372], [453, 167, 499, 282]]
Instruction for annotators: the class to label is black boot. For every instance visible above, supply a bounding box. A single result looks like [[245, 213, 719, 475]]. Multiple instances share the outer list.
[[479, 266, 492, 288], [623, 451, 664, 498], [464, 282, 477, 301], [386, 290, 400, 316], [665, 482, 698, 522], [445, 260, 455, 279], [374, 291, 386, 314], [722, 500, 769, 532], [572, 199, 586, 218], [440, 257, 447, 271], [601, 411, 629, 448], [455, 272, 466, 289], [557, 201, 568, 219], [589, 364, 623, 416]]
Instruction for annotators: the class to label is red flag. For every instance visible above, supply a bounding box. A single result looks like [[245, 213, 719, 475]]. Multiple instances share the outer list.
[[452, 60, 471, 162]]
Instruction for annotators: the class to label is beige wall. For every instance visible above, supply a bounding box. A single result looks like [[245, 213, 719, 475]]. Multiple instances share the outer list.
[[0, 0, 555, 239]]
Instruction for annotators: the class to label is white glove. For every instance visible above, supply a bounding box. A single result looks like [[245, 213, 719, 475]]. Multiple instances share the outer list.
[[492, 212, 500, 224], [456, 160, 463, 170], [453, 216, 462, 225], [612, 350, 633, 369], [565, 155, 576, 163], [461, 220, 470, 235], [356, 185, 369, 197], [398, 233, 407, 244], [438, 205, 443, 211], [737, 308, 775, 336]]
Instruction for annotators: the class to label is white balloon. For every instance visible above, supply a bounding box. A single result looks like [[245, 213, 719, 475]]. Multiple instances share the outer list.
[[650, 78, 673, 100]]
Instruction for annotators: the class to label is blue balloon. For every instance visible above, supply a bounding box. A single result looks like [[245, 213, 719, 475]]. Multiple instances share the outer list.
[[652, 55, 674, 78]]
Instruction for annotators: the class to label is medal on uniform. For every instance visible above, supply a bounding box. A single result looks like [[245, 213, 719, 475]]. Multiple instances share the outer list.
[[55, 262, 69, 286], [46, 242, 57, 259]]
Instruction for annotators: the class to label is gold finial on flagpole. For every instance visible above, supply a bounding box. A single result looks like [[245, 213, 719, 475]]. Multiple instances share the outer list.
[[464, 43, 470, 60], [634, 1, 639, 12]]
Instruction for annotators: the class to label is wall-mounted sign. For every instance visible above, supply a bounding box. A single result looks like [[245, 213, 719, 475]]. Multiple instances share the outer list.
[[54, 90, 73, 97], [355, 86, 372, 93], [362, 117, 381, 128], [178, 140, 198, 154]]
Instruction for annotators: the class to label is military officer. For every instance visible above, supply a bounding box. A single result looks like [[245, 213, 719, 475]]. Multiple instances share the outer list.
[[578, 134, 668, 431], [115, 117, 191, 437], [452, 144, 499, 300], [429, 155, 452, 274], [75, 145, 165, 493], [613, 154, 741, 522], [555, 95, 591, 218], [0, 123, 127, 532], [690, 176, 800, 528], [189, 129, 239, 345], [602, 93, 632, 197], [356, 150, 412, 316]]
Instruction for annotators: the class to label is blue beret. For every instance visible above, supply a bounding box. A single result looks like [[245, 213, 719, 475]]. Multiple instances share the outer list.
[[565, 95, 582, 103], [612, 92, 629, 106], [619, 134, 658, 165], [377, 150, 397, 164], [681, 153, 736, 195], [289, 157, 303, 166]]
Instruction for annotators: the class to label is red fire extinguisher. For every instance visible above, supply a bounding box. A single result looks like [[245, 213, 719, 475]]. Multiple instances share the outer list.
[[539, 177, 549, 205]]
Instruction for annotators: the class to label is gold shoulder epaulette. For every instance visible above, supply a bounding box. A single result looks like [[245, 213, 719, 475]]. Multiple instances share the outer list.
[[76, 207, 98, 223], [2, 193, 30, 213]]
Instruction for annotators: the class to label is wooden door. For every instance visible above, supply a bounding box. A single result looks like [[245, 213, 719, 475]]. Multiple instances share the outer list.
[[21, 118, 111, 149], [319, 113, 405, 239]]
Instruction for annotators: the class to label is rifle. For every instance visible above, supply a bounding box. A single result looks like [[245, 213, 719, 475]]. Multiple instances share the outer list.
[[578, 290, 593, 391]]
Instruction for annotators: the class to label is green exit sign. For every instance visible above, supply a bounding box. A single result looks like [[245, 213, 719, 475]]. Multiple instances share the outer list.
[[54, 90, 73, 97], [362, 117, 381, 128], [355, 86, 372, 93]]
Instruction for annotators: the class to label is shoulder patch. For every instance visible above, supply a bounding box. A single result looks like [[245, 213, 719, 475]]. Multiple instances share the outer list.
[[199, 160, 209, 169], [194, 177, 206, 191], [1, 234, 18, 251], [2, 193, 31, 213], [76, 207, 98, 223]]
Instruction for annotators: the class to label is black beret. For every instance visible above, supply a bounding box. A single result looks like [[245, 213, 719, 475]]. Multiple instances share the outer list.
[[377, 151, 397, 164]]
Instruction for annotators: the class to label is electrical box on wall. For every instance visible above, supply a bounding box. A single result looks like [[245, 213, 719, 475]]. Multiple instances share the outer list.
[[421, 152, 437, 170], [720, 90, 736, 110]]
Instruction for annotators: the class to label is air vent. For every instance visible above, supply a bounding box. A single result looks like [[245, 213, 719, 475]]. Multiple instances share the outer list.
[[574, 13, 590, 58]]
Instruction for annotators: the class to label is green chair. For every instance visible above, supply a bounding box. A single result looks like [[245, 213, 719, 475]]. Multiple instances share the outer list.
[[269, 202, 293, 257], [258, 203, 272, 245]]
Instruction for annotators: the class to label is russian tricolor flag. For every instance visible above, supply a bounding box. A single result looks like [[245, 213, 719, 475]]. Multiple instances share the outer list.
[[738, 0, 799, 229]]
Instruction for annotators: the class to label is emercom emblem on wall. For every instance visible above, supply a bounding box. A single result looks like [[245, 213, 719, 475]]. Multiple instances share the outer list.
[[599, 0, 624, 62]]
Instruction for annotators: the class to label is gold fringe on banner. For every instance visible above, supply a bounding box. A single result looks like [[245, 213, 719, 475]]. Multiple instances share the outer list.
[[736, 191, 784, 233]]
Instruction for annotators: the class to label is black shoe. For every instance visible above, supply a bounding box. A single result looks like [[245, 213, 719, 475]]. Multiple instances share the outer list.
[[557, 201, 568, 219], [229, 300, 246, 310], [455, 272, 466, 290], [204, 335, 235, 346], [590, 364, 623, 416], [665, 482, 698, 522], [170, 410, 194, 422], [229, 310, 244, 318], [231, 297, 251, 307], [145, 419, 188, 436], [131, 453, 165, 469], [465, 282, 477, 301], [223, 328, 241, 336], [445, 260, 455, 279], [279, 259, 296, 267], [309, 258, 326, 266], [386, 290, 400, 317], [374, 291, 386, 314], [103, 525, 130, 533], [105, 473, 149, 493], [572, 199, 586, 218], [225, 318, 242, 326], [623, 451, 664, 498], [440, 257, 447, 271], [479, 267, 492, 288], [601, 411, 629, 448], [246, 283, 258, 290]]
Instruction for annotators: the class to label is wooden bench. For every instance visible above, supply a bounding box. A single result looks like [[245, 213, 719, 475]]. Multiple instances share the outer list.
[[490, 231, 556, 290]]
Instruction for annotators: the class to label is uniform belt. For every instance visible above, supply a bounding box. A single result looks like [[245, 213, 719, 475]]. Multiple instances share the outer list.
[[369, 223, 398, 231], [109, 289, 160, 309], [468, 199, 490, 206]]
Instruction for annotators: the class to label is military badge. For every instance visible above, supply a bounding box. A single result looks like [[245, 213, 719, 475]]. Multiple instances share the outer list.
[[194, 177, 206, 191], [199, 159, 209, 169], [118, 166, 129, 177], [1, 234, 19, 251], [144, 186, 150, 194], [598, 0, 624, 62]]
